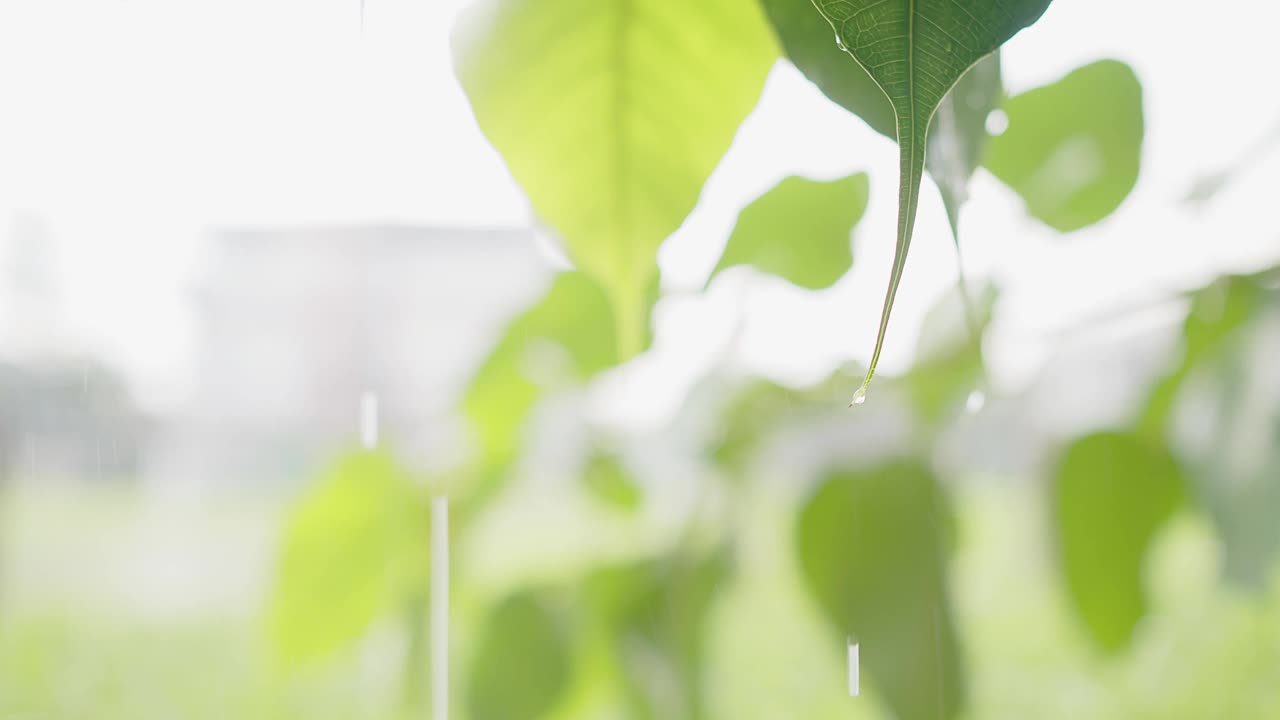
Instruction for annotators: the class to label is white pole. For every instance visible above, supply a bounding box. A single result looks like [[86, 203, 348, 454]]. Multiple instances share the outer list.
[[360, 392, 378, 450], [847, 638, 859, 696], [431, 497, 449, 720]]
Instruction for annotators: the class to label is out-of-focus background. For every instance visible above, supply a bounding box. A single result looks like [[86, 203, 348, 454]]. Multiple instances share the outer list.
[[2, 0, 1280, 718]]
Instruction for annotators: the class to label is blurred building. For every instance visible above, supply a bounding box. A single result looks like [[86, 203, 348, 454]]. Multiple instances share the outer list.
[[147, 224, 544, 490]]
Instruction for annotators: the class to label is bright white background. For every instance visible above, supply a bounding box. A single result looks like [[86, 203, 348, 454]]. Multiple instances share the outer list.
[[1, 0, 1278, 415]]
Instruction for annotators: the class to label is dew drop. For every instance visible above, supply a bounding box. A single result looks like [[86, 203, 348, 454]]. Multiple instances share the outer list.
[[849, 385, 868, 407], [965, 389, 986, 414], [985, 109, 1009, 136]]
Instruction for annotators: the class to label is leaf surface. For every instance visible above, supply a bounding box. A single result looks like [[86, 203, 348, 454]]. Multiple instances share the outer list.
[[269, 450, 425, 668], [466, 590, 573, 720], [454, 0, 777, 357], [797, 460, 963, 720], [985, 59, 1144, 231], [809, 0, 1052, 401], [709, 173, 869, 290], [1052, 431, 1184, 651]]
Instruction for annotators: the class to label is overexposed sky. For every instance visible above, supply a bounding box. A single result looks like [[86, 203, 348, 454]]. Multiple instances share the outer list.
[[1, 0, 1278, 409]]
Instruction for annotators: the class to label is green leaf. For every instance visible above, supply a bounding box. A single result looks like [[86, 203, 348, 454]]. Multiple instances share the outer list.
[[985, 59, 1144, 232], [928, 53, 1002, 239], [761, 0, 1001, 240], [269, 450, 425, 668], [797, 460, 963, 720], [585, 548, 731, 719], [466, 590, 573, 720], [454, 0, 777, 358], [811, 0, 1052, 402], [1051, 431, 1184, 652], [463, 272, 649, 476], [581, 450, 643, 513], [709, 173, 869, 290]]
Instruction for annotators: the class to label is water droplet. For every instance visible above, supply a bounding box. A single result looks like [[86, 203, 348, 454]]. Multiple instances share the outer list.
[[849, 385, 868, 407], [965, 389, 986, 414], [985, 109, 1009, 136]]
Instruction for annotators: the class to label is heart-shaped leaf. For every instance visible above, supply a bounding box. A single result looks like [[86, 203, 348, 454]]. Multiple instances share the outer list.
[[1052, 431, 1184, 651], [809, 0, 1053, 403], [797, 460, 963, 720], [454, 0, 777, 358], [985, 59, 1144, 232], [709, 173, 869, 290]]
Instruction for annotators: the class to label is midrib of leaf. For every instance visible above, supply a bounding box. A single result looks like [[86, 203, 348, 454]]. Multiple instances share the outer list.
[[856, 0, 931, 405], [609, 0, 646, 359]]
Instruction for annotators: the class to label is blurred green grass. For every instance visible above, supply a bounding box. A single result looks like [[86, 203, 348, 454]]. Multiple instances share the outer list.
[[3, 480, 1279, 719]]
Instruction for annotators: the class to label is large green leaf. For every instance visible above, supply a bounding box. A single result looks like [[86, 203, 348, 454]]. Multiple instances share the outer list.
[[797, 460, 963, 720], [708, 173, 869, 290], [1051, 431, 1184, 652], [454, 0, 777, 358], [269, 450, 426, 668], [985, 59, 1144, 232], [466, 590, 573, 720], [811, 0, 1052, 403], [761, 0, 1001, 239]]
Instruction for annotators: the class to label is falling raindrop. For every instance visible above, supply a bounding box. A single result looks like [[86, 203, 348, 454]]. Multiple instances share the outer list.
[[965, 389, 986, 414], [985, 109, 1009, 136]]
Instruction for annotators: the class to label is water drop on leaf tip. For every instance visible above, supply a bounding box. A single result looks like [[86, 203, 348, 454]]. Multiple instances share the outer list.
[[849, 385, 868, 407]]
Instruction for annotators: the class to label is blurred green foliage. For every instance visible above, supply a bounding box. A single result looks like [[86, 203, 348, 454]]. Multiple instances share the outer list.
[[7, 1, 1278, 719], [269, 450, 428, 669], [710, 173, 869, 290], [798, 461, 962, 720], [986, 60, 1145, 232], [1052, 432, 1185, 652]]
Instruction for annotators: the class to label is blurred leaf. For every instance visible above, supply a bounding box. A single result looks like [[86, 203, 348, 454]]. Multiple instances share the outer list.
[[810, 0, 1052, 400], [904, 284, 997, 426], [1175, 297, 1280, 588], [797, 460, 963, 720], [709, 174, 868, 290], [466, 590, 573, 720], [585, 548, 732, 720], [985, 60, 1144, 232], [269, 450, 425, 668], [463, 272, 649, 473], [582, 450, 642, 514], [1052, 431, 1184, 652], [454, 0, 777, 358], [928, 54, 1002, 239], [1139, 274, 1268, 436]]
